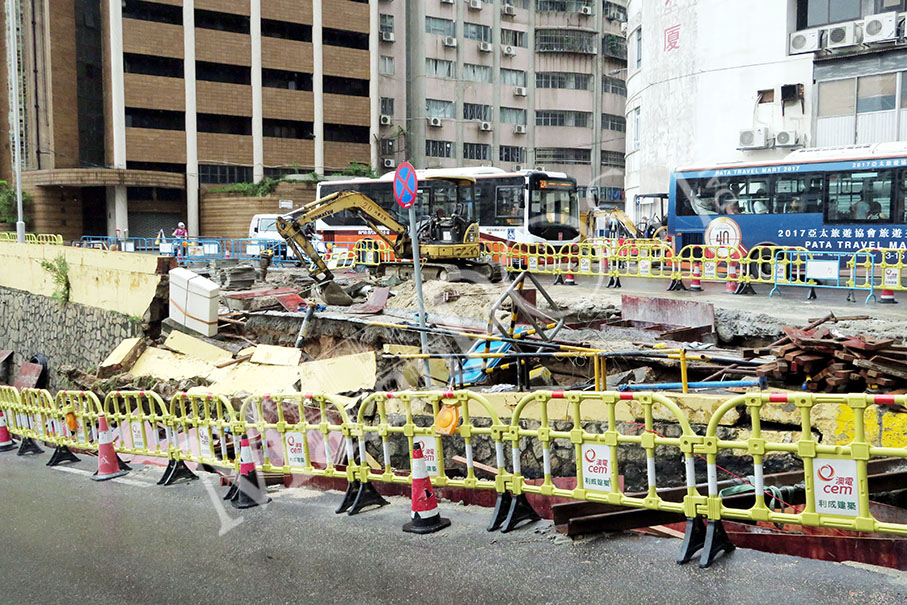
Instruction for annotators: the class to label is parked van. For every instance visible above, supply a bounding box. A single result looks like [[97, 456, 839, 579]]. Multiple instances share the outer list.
[[248, 214, 281, 240]]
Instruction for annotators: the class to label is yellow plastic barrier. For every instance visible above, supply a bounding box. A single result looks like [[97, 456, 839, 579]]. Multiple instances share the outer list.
[[0, 385, 25, 437], [20, 388, 64, 445], [701, 392, 907, 536], [610, 239, 677, 283], [676, 244, 745, 283], [36, 234, 64, 245], [103, 390, 172, 459], [0, 232, 62, 244], [169, 393, 239, 471], [507, 391, 700, 518], [352, 391, 509, 493], [505, 243, 559, 274], [353, 238, 397, 267], [55, 390, 104, 450], [740, 245, 810, 286], [479, 240, 509, 265], [238, 392, 354, 482], [860, 248, 907, 292]]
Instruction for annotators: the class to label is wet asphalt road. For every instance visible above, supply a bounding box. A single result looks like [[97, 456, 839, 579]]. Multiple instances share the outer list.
[[1, 452, 905, 605]]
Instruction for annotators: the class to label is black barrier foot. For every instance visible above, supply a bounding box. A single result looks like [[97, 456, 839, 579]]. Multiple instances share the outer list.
[[553, 274, 564, 285], [735, 282, 756, 295], [159, 459, 198, 486], [116, 454, 132, 471], [499, 493, 540, 533], [487, 492, 512, 532], [199, 463, 219, 474], [698, 520, 735, 568], [223, 479, 239, 501], [606, 276, 615, 288], [613, 276, 622, 289], [46, 445, 80, 467], [847, 290, 856, 303], [16, 437, 43, 456], [807, 287, 818, 301], [336, 481, 360, 514], [676, 517, 707, 564], [345, 481, 390, 515]]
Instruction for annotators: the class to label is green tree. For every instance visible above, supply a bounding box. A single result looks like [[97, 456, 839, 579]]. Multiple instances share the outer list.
[[0, 180, 32, 223]]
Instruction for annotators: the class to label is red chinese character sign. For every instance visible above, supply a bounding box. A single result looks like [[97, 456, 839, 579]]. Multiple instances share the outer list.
[[394, 162, 418, 209], [664, 24, 680, 52]]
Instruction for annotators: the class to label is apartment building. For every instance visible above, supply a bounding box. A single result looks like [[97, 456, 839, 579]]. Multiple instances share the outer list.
[[625, 0, 907, 211], [2, 0, 372, 239], [376, 0, 628, 203]]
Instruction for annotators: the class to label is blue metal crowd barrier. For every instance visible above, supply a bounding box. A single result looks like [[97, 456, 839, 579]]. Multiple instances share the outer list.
[[769, 249, 876, 304]]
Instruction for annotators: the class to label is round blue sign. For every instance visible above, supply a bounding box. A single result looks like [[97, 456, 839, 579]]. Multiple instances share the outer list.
[[394, 162, 418, 209]]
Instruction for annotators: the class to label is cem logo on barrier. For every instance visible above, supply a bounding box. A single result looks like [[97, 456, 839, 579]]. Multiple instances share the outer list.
[[394, 162, 418, 210], [813, 457, 859, 517]]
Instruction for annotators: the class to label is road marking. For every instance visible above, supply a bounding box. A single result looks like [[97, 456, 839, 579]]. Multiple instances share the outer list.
[[52, 465, 152, 488]]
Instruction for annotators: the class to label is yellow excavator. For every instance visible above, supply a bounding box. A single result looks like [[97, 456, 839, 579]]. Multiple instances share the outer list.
[[276, 186, 503, 306]]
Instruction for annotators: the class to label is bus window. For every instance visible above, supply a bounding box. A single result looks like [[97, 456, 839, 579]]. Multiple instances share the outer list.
[[774, 176, 823, 214], [737, 178, 770, 214], [495, 186, 523, 226], [826, 170, 892, 223]]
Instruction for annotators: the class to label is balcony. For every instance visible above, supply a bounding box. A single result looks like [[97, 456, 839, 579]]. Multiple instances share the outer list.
[[536, 29, 598, 54]]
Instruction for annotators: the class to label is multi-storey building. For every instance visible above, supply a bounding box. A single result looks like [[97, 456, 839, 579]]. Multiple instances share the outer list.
[[2, 0, 372, 239], [377, 0, 627, 203], [625, 0, 907, 214]]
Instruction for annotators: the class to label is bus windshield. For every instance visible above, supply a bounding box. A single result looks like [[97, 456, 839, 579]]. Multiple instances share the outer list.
[[528, 178, 579, 241]]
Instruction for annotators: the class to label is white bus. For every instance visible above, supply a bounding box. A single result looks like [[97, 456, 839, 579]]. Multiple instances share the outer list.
[[310, 167, 580, 247]]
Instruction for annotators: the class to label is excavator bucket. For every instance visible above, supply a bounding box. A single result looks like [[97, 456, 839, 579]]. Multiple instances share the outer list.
[[316, 280, 354, 306]]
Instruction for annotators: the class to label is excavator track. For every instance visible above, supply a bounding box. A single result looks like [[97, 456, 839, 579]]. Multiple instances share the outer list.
[[374, 261, 503, 284]]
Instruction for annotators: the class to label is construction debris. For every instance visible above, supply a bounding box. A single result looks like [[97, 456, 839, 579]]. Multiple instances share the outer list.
[[98, 337, 146, 378], [209, 259, 258, 291]]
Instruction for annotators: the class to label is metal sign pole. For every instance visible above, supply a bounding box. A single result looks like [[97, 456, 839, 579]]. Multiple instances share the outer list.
[[408, 204, 433, 386]]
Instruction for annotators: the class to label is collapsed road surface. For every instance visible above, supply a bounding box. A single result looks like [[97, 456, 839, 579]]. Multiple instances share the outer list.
[[1, 454, 904, 604]]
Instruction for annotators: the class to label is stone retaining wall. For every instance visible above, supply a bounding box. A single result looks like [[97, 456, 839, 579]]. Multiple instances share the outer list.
[[0, 287, 142, 392]]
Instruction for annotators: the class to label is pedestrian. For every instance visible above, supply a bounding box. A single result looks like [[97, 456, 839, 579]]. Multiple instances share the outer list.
[[172, 221, 187, 258]]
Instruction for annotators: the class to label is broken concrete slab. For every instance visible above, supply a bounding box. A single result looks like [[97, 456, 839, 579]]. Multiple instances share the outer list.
[[98, 337, 146, 378], [223, 287, 297, 312], [298, 351, 377, 393], [130, 348, 216, 382], [164, 331, 233, 365], [250, 344, 302, 367]]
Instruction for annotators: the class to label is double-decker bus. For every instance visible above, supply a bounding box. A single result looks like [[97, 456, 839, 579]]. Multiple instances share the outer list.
[[312, 167, 580, 247], [668, 143, 907, 252]]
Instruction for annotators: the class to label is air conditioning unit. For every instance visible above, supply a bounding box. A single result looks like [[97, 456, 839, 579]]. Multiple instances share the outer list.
[[443, 36, 457, 48], [738, 128, 769, 150], [502, 45, 516, 56], [479, 121, 492, 131], [513, 165, 522, 171], [513, 124, 526, 134], [826, 22, 856, 48], [379, 114, 392, 125], [383, 158, 396, 168], [502, 4, 515, 16], [468, 0, 483, 9], [428, 117, 442, 127], [381, 31, 395, 43], [513, 86, 527, 96], [789, 28, 821, 54], [441, 0, 454, 4], [774, 130, 800, 148], [862, 12, 899, 44], [476, 41, 492, 53], [579, 6, 592, 16]]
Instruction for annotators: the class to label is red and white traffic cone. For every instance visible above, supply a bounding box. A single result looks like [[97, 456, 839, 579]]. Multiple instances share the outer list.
[[403, 442, 451, 534], [0, 411, 16, 452], [725, 263, 738, 294], [879, 289, 898, 304], [564, 272, 576, 286], [231, 435, 271, 509], [690, 263, 703, 292], [92, 414, 128, 481]]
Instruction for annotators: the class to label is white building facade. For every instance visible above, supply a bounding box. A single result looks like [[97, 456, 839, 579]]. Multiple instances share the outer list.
[[625, 0, 907, 216]]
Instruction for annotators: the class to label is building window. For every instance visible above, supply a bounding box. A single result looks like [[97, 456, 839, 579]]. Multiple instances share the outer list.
[[858, 73, 897, 113], [536, 148, 591, 165], [197, 61, 251, 85], [603, 1, 628, 22], [500, 145, 526, 163], [464, 103, 492, 121], [632, 107, 641, 150], [635, 29, 642, 69], [122, 1, 182, 25], [125, 107, 184, 131], [818, 79, 856, 117], [537, 72, 591, 90], [380, 14, 394, 34], [537, 110, 591, 127], [602, 113, 626, 132], [199, 164, 253, 184], [463, 63, 493, 83], [324, 75, 369, 97], [797, 0, 863, 29], [262, 19, 312, 43], [262, 68, 312, 91], [536, 29, 598, 54], [380, 97, 394, 116], [816, 72, 905, 146], [500, 107, 527, 125], [426, 139, 454, 158], [195, 9, 250, 35], [426, 98, 455, 118], [124, 53, 184, 79], [464, 142, 490, 161], [379, 56, 395, 76], [263, 118, 313, 139], [501, 28, 527, 48], [426, 16, 456, 36], [463, 22, 492, 42], [536, 1, 593, 12], [601, 151, 626, 167], [324, 28, 369, 51], [500, 68, 527, 86], [603, 76, 627, 96], [426, 58, 456, 79]]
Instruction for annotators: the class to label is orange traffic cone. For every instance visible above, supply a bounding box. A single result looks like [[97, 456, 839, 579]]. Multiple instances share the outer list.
[[403, 442, 451, 534], [231, 435, 271, 509], [880, 289, 898, 304], [92, 414, 128, 481], [690, 263, 703, 292], [0, 411, 16, 452], [725, 263, 738, 294]]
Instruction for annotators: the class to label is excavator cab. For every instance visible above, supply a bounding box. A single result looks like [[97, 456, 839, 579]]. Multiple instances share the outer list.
[[417, 175, 478, 246]]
